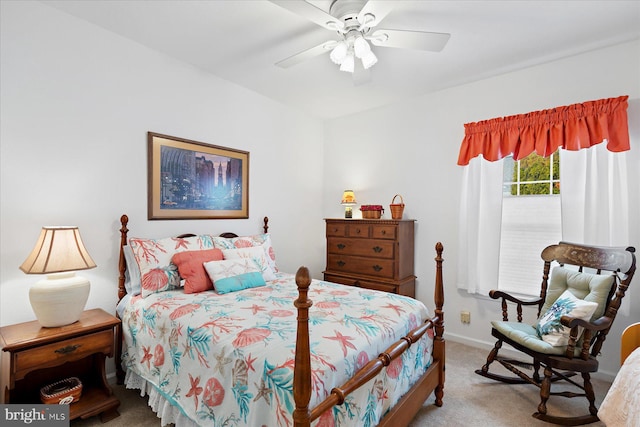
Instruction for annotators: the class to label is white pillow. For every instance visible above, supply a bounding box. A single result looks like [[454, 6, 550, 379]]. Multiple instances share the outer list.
[[537, 289, 598, 347], [123, 245, 141, 295], [203, 259, 266, 294], [222, 247, 277, 281]]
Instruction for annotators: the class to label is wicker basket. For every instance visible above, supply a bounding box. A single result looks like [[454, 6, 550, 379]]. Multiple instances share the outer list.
[[360, 205, 384, 219], [40, 377, 82, 404], [362, 210, 382, 219], [390, 195, 405, 219]]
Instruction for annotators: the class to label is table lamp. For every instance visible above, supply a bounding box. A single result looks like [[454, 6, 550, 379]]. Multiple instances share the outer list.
[[341, 190, 357, 218], [19, 226, 96, 327]]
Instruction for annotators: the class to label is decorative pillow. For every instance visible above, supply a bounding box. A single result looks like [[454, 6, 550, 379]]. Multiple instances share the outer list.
[[123, 245, 142, 296], [203, 259, 266, 294], [536, 289, 598, 346], [539, 266, 615, 322], [172, 249, 224, 294], [222, 246, 277, 281], [128, 234, 215, 297], [213, 234, 278, 273]]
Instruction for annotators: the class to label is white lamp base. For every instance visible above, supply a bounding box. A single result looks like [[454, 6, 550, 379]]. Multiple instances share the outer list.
[[29, 272, 90, 327]]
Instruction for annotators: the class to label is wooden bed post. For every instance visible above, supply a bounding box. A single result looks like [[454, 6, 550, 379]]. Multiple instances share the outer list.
[[118, 215, 129, 303], [115, 214, 129, 384], [293, 267, 313, 427], [433, 242, 445, 406]]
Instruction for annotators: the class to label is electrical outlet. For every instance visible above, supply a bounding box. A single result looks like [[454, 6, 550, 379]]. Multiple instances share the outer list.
[[460, 311, 471, 324]]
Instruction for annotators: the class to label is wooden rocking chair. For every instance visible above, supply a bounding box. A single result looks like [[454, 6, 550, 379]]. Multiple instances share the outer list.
[[475, 242, 636, 425]]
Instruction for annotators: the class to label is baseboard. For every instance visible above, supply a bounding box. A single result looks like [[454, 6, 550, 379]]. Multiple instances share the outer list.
[[443, 332, 616, 382], [107, 371, 118, 385]]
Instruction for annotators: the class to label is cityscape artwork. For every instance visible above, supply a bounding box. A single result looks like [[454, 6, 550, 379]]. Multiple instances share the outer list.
[[147, 133, 249, 219]]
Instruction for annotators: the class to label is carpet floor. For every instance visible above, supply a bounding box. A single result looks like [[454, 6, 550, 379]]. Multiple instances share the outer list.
[[72, 341, 611, 426]]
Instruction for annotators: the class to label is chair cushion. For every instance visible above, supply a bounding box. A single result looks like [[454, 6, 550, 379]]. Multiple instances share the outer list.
[[536, 289, 598, 346], [492, 321, 568, 355], [492, 321, 583, 356], [538, 266, 614, 322]]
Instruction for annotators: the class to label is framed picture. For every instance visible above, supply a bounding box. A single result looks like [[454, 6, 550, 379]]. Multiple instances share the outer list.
[[147, 132, 249, 220]]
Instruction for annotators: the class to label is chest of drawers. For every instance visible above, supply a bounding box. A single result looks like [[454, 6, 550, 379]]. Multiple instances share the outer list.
[[323, 219, 416, 297]]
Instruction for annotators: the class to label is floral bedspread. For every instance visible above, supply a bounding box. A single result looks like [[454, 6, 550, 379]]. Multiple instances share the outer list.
[[120, 273, 434, 427]]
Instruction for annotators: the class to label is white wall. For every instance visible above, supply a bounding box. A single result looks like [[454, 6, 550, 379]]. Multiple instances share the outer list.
[[323, 40, 640, 378], [0, 1, 326, 335]]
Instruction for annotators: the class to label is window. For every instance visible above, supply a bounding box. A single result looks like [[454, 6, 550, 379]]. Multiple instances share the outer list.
[[497, 151, 562, 296]]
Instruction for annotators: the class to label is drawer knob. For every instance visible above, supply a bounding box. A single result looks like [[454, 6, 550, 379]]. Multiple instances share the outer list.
[[372, 265, 383, 272], [337, 260, 346, 267], [337, 243, 346, 250], [355, 228, 361, 234], [55, 344, 81, 355], [372, 246, 383, 253]]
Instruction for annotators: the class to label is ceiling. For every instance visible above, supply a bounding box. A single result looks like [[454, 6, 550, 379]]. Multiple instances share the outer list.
[[43, 1, 640, 120]]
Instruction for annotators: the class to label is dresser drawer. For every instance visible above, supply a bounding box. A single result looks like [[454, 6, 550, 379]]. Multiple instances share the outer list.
[[324, 273, 399, 294], [327, 237, 395, 259], [324, 274, 399, 294], [14, 329, 114, 379], [347, 224, 370, 238], [326, 222, 347, 237], [327, 254, 395, 279], [371, 224, 397, 240]]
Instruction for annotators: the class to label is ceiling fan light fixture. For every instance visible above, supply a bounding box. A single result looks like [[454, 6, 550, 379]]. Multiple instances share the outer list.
[[353, 35, 371, 58], [361, 50, 378, 69], [330, 41, 349, 64], [339, 52, 355, 73]]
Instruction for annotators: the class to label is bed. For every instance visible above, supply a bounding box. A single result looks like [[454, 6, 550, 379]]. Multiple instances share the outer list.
[[597, 322, 640, 427], [114, 214, 445, 427]]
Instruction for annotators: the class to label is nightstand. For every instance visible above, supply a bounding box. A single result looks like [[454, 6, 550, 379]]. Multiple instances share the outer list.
[[0, 308, 121, 422]]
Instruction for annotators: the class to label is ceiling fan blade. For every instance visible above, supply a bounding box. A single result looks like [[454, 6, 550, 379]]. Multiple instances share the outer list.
[[357, 1, 394, 28], [275, 41, 333, 68], [270, 0, 344, 31], [369, 29, 450, 52]]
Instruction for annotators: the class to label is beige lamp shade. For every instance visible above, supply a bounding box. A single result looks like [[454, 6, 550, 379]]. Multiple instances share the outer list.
[[20, 226, 96, 327], [20, 226, 96, 274]]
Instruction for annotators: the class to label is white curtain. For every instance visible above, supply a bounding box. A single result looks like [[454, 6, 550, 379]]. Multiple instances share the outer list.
[[457, 145, 632, 296], [560, 144, 630, 246], [456, 156, 503, 294], [561, 145, 632, 315]]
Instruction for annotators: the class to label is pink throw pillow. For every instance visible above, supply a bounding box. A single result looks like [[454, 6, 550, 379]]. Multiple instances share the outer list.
[[172, 248, 224, 293]]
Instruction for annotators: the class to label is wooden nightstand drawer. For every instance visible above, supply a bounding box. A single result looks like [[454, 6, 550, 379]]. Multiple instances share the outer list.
[[327, 237, 395, 259], [14, 329, 113, 380]]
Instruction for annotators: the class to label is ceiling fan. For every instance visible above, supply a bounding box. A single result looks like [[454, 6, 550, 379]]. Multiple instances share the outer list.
[[270, 0, 450, 80]]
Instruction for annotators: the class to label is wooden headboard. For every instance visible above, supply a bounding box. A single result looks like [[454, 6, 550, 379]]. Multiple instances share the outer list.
[[116, 214, 269, 303]]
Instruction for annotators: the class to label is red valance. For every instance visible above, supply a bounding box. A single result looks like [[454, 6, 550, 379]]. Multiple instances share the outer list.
[[457, 95, 630, 166]]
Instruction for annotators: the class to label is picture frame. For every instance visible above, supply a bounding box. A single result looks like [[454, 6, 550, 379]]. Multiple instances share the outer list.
[[147, 132, 249, 220]]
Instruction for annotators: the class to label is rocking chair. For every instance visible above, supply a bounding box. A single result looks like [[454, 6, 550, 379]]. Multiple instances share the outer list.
[[475, 242, 636, 425]]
